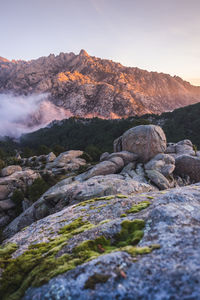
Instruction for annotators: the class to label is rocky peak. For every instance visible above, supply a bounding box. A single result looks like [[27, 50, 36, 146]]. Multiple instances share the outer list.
[[79, 49, 90, 57], [0, 50, 200, 120], [0, 56, 10, 63]]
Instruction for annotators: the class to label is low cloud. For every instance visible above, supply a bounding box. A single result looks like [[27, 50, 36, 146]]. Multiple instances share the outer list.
[[0, 93, 72, 137]]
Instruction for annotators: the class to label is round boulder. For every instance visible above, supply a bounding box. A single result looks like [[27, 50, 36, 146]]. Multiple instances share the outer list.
[[121, 125, 167, 163]]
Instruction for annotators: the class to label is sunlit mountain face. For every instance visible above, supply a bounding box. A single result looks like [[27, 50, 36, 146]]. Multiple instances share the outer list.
[[0, 50, 200, 137]]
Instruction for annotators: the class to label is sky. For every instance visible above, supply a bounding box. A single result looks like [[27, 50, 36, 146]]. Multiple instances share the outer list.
[[0, 0, 199, 85]]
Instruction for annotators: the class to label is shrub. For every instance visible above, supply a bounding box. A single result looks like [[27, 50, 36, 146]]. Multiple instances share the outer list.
[[11, 190, 24, 214], [37, 145, 51, 156], [0, 159, 5, 172], [42, 173, 58, 187], [27, 178, 49, 202], [85, 145, 102, 162], [53, 145, 65, 156], [80, 152, 92, 163]]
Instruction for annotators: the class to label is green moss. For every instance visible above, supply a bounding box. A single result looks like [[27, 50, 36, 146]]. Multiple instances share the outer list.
[[114, 220, 145, 247], [75, 195, 115, 207], [84, 273, 110, 289], [120, 213, 127, 217], [98, 219, 111, 225], [58, 217, 94, 235], [0, 218, 158, 300], [121, 245, 152, 255], [126, 201, 150, 214], [116, 194, 128, 198], [0, 243, 18, 268]]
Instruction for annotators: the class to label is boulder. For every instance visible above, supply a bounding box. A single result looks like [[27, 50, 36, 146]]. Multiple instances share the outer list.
[[145, 153, 175, 177], [165, 143, 176, 154], [113, 136, 122, 152], [0, 169, 40, 198], [108, 157, 124, 169], [100, 152, 110, 161], [76, 161, 120, 181], [0, 199, 15, 211], [121, 125, 166, 163], [146, 169, 170, 190], [0, 185, 10, 200], [175, 140, 195, 155], [46, 152, 57, 162], [1, 165, 22, 177], [46, 150, 85, 172], [175, 155, 200, 182], [108, 151, 138, 165]]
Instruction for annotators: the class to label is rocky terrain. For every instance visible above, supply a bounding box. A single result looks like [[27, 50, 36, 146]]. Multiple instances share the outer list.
[[0, 125, 200, 299], [0, 50, 200, 119]]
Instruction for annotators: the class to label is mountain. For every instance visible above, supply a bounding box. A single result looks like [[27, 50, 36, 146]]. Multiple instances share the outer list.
[[0, 50, 200, 118]]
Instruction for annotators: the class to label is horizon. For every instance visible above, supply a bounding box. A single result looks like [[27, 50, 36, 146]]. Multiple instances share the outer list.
[[0, 0, 200, 86]]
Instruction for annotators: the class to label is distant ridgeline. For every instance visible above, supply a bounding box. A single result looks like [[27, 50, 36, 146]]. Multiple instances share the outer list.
[[1, 101, 200, 160]]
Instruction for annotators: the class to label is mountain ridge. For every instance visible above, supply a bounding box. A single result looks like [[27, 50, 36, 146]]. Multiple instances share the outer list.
[[0, 49, 200, 118]]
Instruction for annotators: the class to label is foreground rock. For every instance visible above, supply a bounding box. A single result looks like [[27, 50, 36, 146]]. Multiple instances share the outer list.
[[1, 184, 200, 299], [115, 125, 167, 162], [2, 174, 154, 239]]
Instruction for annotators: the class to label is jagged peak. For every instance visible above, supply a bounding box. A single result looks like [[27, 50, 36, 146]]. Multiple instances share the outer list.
[[0, 56, 10, 63], [79, 49, 90, 57]]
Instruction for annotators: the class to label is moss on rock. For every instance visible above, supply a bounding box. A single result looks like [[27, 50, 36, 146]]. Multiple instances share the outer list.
[[126, 201, 150, 214], [0, 218, 158, 300]]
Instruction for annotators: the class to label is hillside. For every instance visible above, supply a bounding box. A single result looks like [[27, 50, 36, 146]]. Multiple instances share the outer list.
[[0, 50, 200, 119], [13, 102, 200, 160]]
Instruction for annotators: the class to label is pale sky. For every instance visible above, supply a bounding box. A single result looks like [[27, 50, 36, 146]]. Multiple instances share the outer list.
[[0, 0, 199, 85]]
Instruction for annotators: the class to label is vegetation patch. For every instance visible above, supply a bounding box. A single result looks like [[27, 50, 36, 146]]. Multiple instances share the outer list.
[[26, 178, 49, 202], [11, 190, 24, 214], [75, 195, 115, 207], [0, 218, 158, 299], [84, 273, 110, 289], [126, 201, 150, 214], [120, 213, 127, 218]]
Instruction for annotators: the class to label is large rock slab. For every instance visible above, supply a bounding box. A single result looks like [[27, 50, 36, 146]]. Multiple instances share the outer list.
[[2, 174, 154, 239], [175, 155, 200, 182], [121, 125, 166, 163], [1, 184, 200, 300]]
